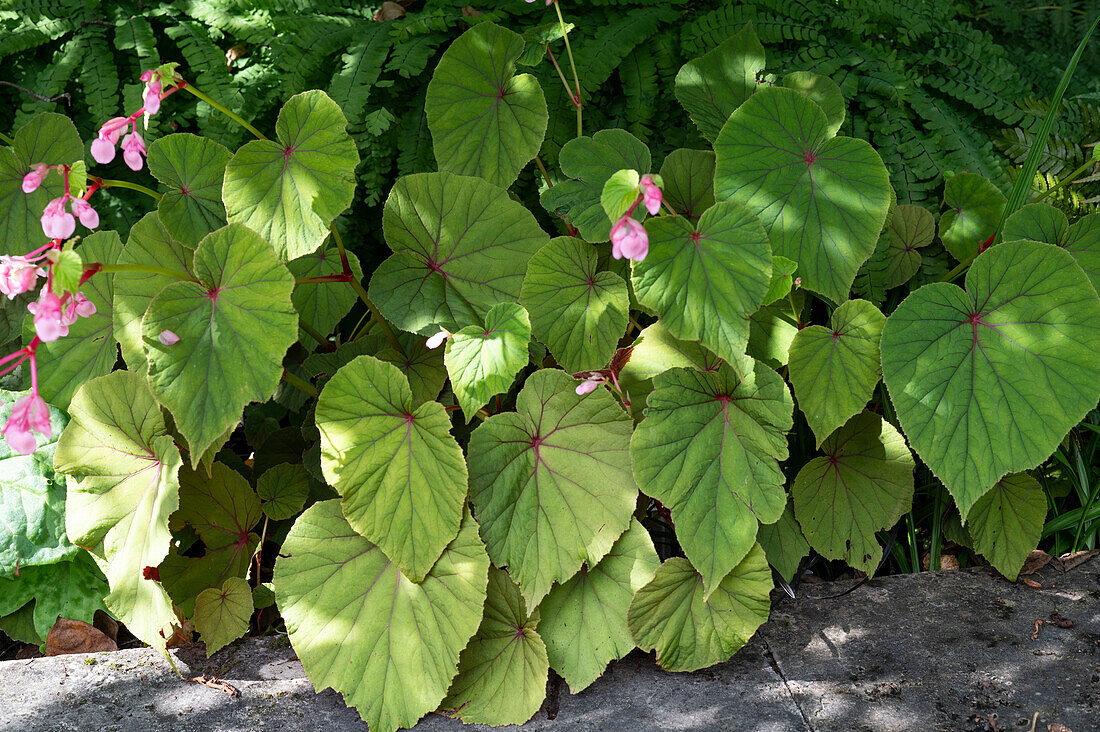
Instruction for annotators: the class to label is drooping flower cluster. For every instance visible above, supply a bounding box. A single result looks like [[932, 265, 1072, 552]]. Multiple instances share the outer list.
[[28, 288, 96, 343], [89, 67, 170, 171], [21, 165, 101, 240], [2, 391, 51, 456], [609, 174, 663, 263]]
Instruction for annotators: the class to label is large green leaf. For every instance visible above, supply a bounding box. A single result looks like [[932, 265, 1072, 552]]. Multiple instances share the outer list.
[[274, 500, 489, 732], [791, 412, 914, 575], [631, 360, 792, 598], [756, 501, 808, 583], [627, 546, 771, 672], [468, 369, 636, 611], [143, 224, 297, 466], [883, 204, 935, 289], [147, 133, 231, 247], [632, 202, 772, 363], [938, 173, 1006, 262], [113, 212, 196, 373], [287, 242, 363, 342], [160, 462, 261, 615], [1003, 204, 1100, 295], [521, 237, 629, 372], [659, 149, 715, 221], [787, 299, 886, 446], [30, 231, 121, 409], [316, 355, 467, 582], [714, 86, 892, 303], [537, 518, 658, 693], [881, 240, 1100, 518], [442, 566, 549, 725], [965, 473, 1046, 581], [194, 576, 253, 657], [445, 302, 530, 420], [0, 390, 72, 575], [540, 129, 651, 242], [425, 22, 547, 188], [674, 21, 763, 143], [53, 371, 182, 654], [0, 552, 108, 643], [370, 171, 548, 334], [223, 90, 359, 261]]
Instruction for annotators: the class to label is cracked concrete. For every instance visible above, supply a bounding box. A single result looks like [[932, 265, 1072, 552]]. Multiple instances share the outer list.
[[0, 559, 1096, 731]]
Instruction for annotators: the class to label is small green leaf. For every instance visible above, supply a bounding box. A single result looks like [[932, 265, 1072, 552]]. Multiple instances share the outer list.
[[537, 518, 659, 693], [425, 23, 547, 188], [788, 299, 886, 446], [51, 249, 82, 295], [632, 202, 772, 363], [517, 22, 574, 66], [756, 501, 808, 583], [147, 133, 231, 247], [194, 577, 253, 657], [252, 582, 275, 610], [445, 302, 530, 420], [1002, 203, 1068, 247], [762, 256, 798, 306], [601, 169, 641, 222], [674, 21, 764, 142], [274, 501, 489, 732], [791, 412, 915, 575], [469, 369, 637, 611], [521, 236, 630, 373], [257, 463, 310, 521], [884, 205, 935, 289], [375, 336, 448, 406], [317, 355, 467, 582], [966, 473, 1046, 581], [658, 149, 715, 221], [747, 300, 802, 369], [223, 90, 359, 261], [628, 547, 771, 672], [441, 566, 549, 726], [938, 173, 1006, 262], [631, 360, 792, 598]]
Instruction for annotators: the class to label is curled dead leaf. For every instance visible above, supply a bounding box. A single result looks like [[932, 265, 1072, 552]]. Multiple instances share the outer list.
[[1021, 577, 1042, 589], [374, 1, 406, 21], [45, 618, 117, 656], [1052, 549, 1098, 573], [225, 45, 247, 67], [1019, 549, 1052, 575]]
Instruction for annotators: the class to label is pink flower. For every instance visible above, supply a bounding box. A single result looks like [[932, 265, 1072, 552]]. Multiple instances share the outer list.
[[158, 330, 180, 345], [22, 164, 49, 193], [3, 393, 51, 455], [68, 291, 96, 320], [574, 372, 607, 396], [640, 175, 662, 216], [0, 256, 41, 299], [28, 288, 69, 342], [70, 197, 99, 230], [425, 328, 450, 349], [40, 196, 75, 240], [90, 116, 130, 165], [609, 216, 649, 262], [121, 130, 147, 171], [141, 70, 163, 116]]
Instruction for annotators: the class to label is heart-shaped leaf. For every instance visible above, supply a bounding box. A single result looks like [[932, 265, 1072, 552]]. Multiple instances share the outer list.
[[631, 359, 792, 598], [787, 299, 886, 446], [714, 86, 892, 303], [632, 202, 772, 363], [521, 236, 629, 373], [257, 463, 310, 521], [113, 212, 196, 373], [627, 546, 771, 672], [30, 231, 121, 409], [223, 90, 359, 261], [1003, 204, 1100, 295], [468, 368, 636, 611], [425, 22, 547, 188], [441, 566, 549, 725], [54, 371, 182, 654], [674, 21, 764, 143], [965, 472, 1046, 581], [881, 240, 1100, 518], [317, 355, 467, 582], [938, 172, 1006, 262], [537, 518, 659, 692], [884, 204, 935, 289], [287, 242, 363, 342], [274, 500, 488, 732], [370, 171, 548, 334], [659, 149, 715, 221], [757, 501, 808, 582], [445, 302, 531, 420], [142, 224, 297, 466], [147, 133, 231, 247], [540, 129, 651, 242], [0, 390, 72, 575], [791, 412, 915, 575], [194, 576, 253, 657]]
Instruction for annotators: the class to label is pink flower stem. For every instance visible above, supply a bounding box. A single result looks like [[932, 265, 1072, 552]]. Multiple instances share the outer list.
[[0, 354, 29, 380], [545, 47, 581, 109], [0, 347, 29, 369], [28, 352, 38, 394]]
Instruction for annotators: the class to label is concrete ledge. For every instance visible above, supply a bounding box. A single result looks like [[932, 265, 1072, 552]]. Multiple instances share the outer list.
[[1, 561, 1096, 731]]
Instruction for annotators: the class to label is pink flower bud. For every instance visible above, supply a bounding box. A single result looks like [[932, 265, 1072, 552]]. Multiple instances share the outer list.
[[158, 330, 181, 346], [22, 164, 49, 194], [143, 77, 163, 116], [3, 393, 51, 455], [640, 175, 662, 216], [0, 256, 41, 300], [425, 328, 450, 349], [121, 131, 147, 172], [575, 379, 600, 395], [609, 215, 649, 262], [71, 291, 96, 319], [27, 288, 69, 342], [70, 198, 99, 230], [40, 196, 76, 240]]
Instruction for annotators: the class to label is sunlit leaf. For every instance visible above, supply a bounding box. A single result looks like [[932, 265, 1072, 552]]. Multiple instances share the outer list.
[[147, 133, 231, 246], [445, 302, 531, 420], [674, 21, 763, 143]]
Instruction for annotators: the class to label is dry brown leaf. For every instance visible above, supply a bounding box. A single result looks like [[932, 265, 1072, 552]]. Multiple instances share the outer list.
[[1047, 724, 1072, 732], [1021, 577, 1042, 589], [187, 675, 240, 698], [461, 5, 483, 16], [45, 618, 117, 656], [374, 1, 406, 21], [1048, 611, 1073, 629], [1030, 618, 1045, 640], [1019, 550, 1052, 575], [1052, 550, 1098, 573]]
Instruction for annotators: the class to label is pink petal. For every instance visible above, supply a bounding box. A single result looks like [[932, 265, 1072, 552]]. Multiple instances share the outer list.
[[158, 330, 180, 346], [425, 329, 450, 349], [90, 137, 117, 164], [3, 423, 37, 455], [575, 379, 600, 396]]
